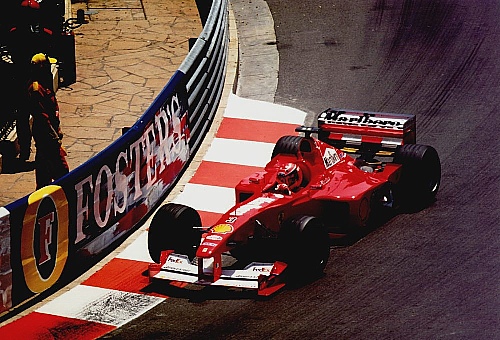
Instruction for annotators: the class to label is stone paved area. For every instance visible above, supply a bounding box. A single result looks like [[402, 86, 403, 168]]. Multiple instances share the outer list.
[[0, 0, 202, 206]]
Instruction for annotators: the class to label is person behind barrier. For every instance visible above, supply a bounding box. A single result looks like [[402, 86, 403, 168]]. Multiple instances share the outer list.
[[6, 0, 56, 161], [28, 53, 69, 189]]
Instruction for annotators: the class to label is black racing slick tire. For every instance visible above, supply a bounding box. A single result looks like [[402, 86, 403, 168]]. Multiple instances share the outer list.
[[280, 216, 330, 279], [148, 203, 201, 263], [393, 144, 441, 209], [272, 135, 304, 159]]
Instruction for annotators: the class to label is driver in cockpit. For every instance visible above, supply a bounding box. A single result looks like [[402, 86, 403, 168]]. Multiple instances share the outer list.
[[273, 163, 302, 195]]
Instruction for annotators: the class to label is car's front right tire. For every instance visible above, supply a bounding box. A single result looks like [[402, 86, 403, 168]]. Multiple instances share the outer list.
[[148, 203, 201, 263]]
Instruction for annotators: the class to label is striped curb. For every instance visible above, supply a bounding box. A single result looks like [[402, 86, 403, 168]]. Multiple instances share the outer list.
[[0, 94, 307, 338]]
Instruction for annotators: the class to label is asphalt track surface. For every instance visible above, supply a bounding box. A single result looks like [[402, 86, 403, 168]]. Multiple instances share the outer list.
[[105, 1, 500, 338]]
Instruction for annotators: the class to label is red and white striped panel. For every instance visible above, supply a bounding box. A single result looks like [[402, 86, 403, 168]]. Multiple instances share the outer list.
[[326, 132, 405, 148], [0, 94, 306, 338]]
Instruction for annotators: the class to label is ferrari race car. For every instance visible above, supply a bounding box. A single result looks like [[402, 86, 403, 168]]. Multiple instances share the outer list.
[[148, 108, 441, 296]]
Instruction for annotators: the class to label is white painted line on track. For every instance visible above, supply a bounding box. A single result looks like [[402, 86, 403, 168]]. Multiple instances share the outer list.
[[36, 285, 165, 327], [224, 93, 307, 124], [203, 138, 274, 167], [116, 231, 152, 263], [172, 183, 235, 213]]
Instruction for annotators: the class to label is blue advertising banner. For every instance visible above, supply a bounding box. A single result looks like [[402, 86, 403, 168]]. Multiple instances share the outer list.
[[4, 71, 192, 312]]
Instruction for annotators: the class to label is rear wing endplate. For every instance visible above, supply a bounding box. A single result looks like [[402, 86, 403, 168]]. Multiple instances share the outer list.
[[316, 108, 416, 156]]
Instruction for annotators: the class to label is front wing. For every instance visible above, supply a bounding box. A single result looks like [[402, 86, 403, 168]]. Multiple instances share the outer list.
[[148, 252, 287, 296]]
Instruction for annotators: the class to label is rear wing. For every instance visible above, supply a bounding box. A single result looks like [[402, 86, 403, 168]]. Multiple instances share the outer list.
[[316, 108, 416, 156]]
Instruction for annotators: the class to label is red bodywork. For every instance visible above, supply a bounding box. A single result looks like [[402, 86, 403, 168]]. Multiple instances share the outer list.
[[150, 109, 418, 295], [150, 137, 402, 295], [202, 136, 401, 256]]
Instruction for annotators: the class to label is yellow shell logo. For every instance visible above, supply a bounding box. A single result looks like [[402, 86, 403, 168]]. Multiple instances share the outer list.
[[212, 224, 233, 234]]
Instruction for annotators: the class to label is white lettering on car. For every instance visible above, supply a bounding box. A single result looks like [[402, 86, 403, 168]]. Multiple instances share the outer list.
[[230, 196, 277, 216]]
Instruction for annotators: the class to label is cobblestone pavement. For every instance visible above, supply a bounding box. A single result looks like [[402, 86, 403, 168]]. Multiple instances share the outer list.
[[0, 0, 202, 206]]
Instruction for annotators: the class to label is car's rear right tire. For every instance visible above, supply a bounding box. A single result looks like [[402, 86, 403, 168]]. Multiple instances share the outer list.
[[272, 135, 304, 159]]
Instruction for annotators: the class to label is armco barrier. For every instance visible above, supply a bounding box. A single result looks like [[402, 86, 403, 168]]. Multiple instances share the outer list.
[[0, 0, 228, 318]]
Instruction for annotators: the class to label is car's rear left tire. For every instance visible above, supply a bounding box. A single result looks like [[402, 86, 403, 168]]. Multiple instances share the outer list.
[[393, 144, 441, 210], [148, 203, 201, 263]]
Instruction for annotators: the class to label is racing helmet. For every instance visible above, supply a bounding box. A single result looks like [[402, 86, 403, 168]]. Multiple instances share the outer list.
[[21, 0, 41, 9], [30, 53, 56, 88], [31, 53, 56, 65], [277, 163, 302, 191]]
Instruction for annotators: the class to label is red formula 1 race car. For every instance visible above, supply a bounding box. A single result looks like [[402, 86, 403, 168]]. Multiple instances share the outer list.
[[148, 108, 441, 296]]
